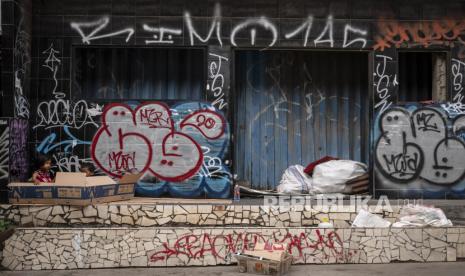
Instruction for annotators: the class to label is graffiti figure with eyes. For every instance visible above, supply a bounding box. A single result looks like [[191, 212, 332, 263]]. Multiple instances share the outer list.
[[376, 107, 465, 185], [92, 102, 225, 182], [91, 103, 153, 178]]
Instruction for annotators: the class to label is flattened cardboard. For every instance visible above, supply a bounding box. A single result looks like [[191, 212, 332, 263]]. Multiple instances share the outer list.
[[8, 182, 55, 204], [55, 172, 87, 186], [9, 172, 142, 205], [243, 242, 289, 262], [118, 173, 143, 184]]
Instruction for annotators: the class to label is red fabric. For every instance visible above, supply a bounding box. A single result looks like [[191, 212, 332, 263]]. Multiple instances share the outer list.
[[304, 156, 339, 175], [34, 170, 53, 183]]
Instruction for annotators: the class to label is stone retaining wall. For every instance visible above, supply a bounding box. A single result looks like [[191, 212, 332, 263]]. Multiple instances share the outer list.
[[0, 204, 399, 227], [2, 226, 465, 270]]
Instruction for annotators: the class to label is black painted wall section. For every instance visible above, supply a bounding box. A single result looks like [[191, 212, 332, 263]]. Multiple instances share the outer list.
[[0, 0, 32, 200]]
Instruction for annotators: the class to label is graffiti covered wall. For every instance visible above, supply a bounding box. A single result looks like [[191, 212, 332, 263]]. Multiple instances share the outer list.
[[0, 0, 461, 199], [375, 105, 465, 198], [92, 101, 231, 198], [3, 226, 465, 269], [0, 120, 9, 201]]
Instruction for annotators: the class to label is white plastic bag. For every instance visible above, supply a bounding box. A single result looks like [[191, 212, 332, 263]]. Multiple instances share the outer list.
[[310, 160, 367, 195], [392, 205, 452, 227], [277, 165, 312, 194], [352, 209, 391, 228]]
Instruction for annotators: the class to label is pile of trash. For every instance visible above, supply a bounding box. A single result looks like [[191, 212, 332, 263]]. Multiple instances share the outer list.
[[276, 156, 369, 195], [351, 205, 453, 228], [235, 242, 293, 275]]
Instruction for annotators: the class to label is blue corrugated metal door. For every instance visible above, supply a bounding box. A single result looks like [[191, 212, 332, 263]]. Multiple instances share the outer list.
[[234, 50, 369, 190]]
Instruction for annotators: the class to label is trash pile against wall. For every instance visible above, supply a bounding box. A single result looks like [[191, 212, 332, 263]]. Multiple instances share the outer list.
[[276, 158, 368, 195], [352, 205, 453, 228], [392, 205, 453, 227]]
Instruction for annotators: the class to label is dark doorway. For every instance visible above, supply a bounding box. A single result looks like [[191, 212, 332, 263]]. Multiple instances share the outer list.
[[398, 51, 448, 103], [73, 47, 205, 100]]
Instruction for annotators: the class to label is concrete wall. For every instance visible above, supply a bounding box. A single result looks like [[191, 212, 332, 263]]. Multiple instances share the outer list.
[[0, 203, 398, 227], [2, 226, 465, 270]]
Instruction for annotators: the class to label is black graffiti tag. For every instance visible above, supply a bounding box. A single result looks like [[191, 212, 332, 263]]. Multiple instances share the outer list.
[[376, 107, 465, 185]]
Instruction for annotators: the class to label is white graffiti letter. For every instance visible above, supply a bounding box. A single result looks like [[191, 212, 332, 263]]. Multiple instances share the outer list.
[[343, 25, 367, 48], [208, 53, 228, 110], [184, 3, 222, 46], [143, 24, 182, 44], [70, 16, 134, 44], [374, 55, 395, 114], [284, 16, 313, 47], [314, 15, 334, 47], [42, 44, 65, 99], [230, 17, 277, 47]]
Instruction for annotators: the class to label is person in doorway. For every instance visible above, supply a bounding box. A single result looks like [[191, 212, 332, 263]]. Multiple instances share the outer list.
[[31, 155, 54, 184]]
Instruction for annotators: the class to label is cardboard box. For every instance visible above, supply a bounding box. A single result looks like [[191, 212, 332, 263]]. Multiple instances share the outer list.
[[235, 243, 292, 275], [243, 242, 288, 262], [8, 172, 141, 205]]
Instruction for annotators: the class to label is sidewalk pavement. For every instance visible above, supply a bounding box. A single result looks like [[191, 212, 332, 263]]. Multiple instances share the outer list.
[[1, 262, 465, 276]]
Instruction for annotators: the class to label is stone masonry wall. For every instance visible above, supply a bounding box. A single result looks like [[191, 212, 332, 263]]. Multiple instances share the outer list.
[[0, 204, 399, 227], [2, 227, 465, 270]]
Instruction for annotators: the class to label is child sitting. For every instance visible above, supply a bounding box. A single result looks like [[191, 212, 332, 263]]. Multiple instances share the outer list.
[[79, 163, 95, 177], [32, 155, 54, 184]]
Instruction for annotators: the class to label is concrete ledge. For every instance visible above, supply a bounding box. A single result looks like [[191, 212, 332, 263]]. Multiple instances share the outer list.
[[0, 204, 400, 227], [2, 226, 465, 270]]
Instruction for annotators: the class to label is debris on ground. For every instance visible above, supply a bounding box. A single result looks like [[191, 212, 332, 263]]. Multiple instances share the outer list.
[[318, 217, 334, 228], [235, 242, 293, 275], [392, 205, 453, 227], [352, 209, 392, 228], [277, 165, 312, 194], [310, 160, 367, 195], [277, 159, 368, 195]]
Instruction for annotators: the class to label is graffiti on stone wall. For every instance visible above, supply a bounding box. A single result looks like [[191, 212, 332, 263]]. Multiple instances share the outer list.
[[375, 106, 465, 185], [149, 229, 355, 263], [92, 101, 227, 182]]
